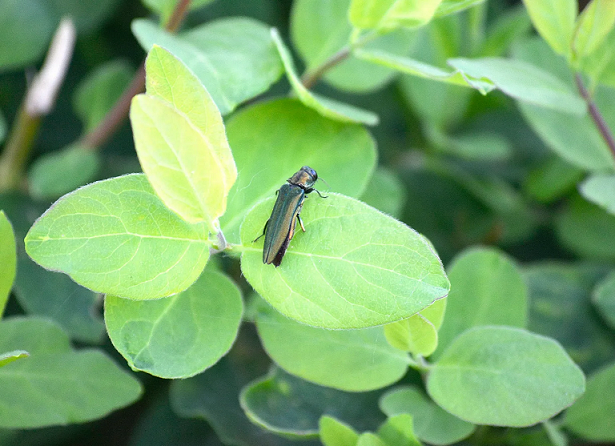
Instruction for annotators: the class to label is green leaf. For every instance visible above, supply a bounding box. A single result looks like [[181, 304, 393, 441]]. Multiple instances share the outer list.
[[377, 414, 421, 446], [448, 57, 585, 114], [579, 174, 615, 215], [433, 246, 528, 359], [434, 0, 486, 18], [0, 0, 54, 71], [593, 270, 615, 329], [73, 60, 133, 132], [383, 313, 438, 356], [556, 194, 615, 260], [355, 49, 494, 94], [255, 302, 409, 391], [241, 193, 449, 329], [360, 168, 407, 218], [380, 386, 475, 445], [319, 416, 359, 446], [220, 98, 377, 244], [0, 211, 16, 317], [0, 350, 29, 367], [523, 155, 584, 203], [0, 317, 142, 428], [564, 362, 615, 441], [349, 0, 443, 31], [479, 5, 532, 57], [291, 0, 414, 93], [357, 433, 386, 446], [427, 326, 585, 427], [141, 0, 215, 23], [240, 368, 384, 437], [271, 28, 379, 126], [13, 257, 105, 343], [131, 17, 283, 115], [436, 131, 513, 161], [131, 46, 236, 227], [522, 0, 576, 57], [579, 24, 615, 88], [25, 174, 211, 300], [170, 359, 295, 446], [28, 144, 101, 199], [105, 269, 242, 378], [572, 0, 615, 62], [0, 110, 6, 144]]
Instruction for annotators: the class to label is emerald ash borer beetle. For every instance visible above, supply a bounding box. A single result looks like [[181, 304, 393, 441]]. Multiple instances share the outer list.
[[254, 166, 326, 267]]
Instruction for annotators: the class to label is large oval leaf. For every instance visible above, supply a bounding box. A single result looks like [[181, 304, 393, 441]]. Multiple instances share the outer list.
[[240, 193, 449, 329], [427, 326, 585, 427], [25, 174, 210, 300], [0, 211, 16, 317]]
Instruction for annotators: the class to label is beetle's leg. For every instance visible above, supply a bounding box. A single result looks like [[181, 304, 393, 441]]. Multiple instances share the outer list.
[[253, 219, 270, 242], [297, 214, 306, 232]]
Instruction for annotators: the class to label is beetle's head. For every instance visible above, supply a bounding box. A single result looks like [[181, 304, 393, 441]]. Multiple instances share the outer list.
[[289, 166, 318, 189]]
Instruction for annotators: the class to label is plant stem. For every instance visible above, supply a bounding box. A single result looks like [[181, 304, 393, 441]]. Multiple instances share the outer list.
[[80, 0, 191, 150], [575, 73, 615, 160]]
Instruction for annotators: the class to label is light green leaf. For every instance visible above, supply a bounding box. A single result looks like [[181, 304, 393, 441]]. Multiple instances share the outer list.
[[0, 317, 142, 428], [255, 302, 409, 391], [384, 314, 438, 356], [240, 368, 384, 437], [25, 174, 211, 300], [523, 155, 584, 203], [131, 17, 283, 115], [433, 246, 528, 359], [0, 0, 54, 71], [592, 270, 615, 329], [579, 24, 615, 88], [377, 414, 421, 446], [141, 0, 215, 22], [357, 433, 387, 446], [28, 144, 101, 199], [220, 98, 377, 244], [349, 0, 443, 31], [291, 0, 415, 93], [564, 362, 615, 441], [380, 386, 475, 445], [0, 350, 29, 367], [479, 5, 532, 57], [73, 60, 133, 132], [522, 0, 576, 57], [271, 28, 379, 126], [572, 0, 615, 62], [355, 49, 494, 94], [448, 57, 585, 114], [0, 211, 16, 317], [437, 131, 513, 161], [241, 193, 449, 329], [579, 174, 615, 215], [435, 0, 486, 18], [360, 167, 407, 218], [105, 269, 242, 378], [319, 416, 359, 446], [131, 46, 236, 227], [428, 326, 585, 427]]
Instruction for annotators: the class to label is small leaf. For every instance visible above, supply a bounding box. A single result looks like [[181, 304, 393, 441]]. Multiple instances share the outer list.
[[25, 174, 211, 300], [73, 60, 133, 132], [448, 57, 585, 114], [427, 326, 585, 427], [357, 433, 387, 446], [572, 0, 615, 62], [360, 168, 407, 218], [383, 313, 438, 356], [433, 246, 528, 359], [355, 49, 495, 94], [0, 350, 29, 367], [240, 368, 384, 437], [255, 302, 409, 391], [131, 17, 283, 115], [0, 317, 142, 428], [377, 413, 421, 446], [319, 416, 359, 446], [592, 270, 615, 329], [523, 155, 584, 203], [28, 144, 101, 199], [380, 386, 475, 445], [579, 174, 615, 215], [564, 362, 615, 441], [522, 0, 576, 57], [240, 193, 449, 329], [271, 28, 379, 126], [105, 269, 243, 378], [435, 0, 486, 17], [0, 211, 16, 317], [349, 0, 443, 31]]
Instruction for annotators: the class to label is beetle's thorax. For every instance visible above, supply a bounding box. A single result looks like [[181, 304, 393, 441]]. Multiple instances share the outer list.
[[287, 166, 317, 190]]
